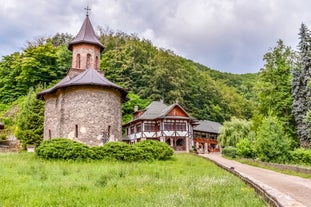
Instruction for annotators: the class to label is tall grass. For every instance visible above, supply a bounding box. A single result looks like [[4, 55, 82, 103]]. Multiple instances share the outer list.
[[0, 153, 267, 207]]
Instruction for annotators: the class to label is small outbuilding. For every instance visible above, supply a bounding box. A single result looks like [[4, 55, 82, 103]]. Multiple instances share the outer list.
[[0, 121, 4, 130], [193, 120, 222, 153]]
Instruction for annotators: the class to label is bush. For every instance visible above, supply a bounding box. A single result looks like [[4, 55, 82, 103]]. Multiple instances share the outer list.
[[222, 146, 238, 158], [236, 138, 254, 158], [94, 142, 143, 162], [254, 116, 290, 163], [135, 140, 174, 160], [0, 129, 9, 141], [36, 139, 174, 162], [36, 138, 95, 160], [290, 148, 311, 165]]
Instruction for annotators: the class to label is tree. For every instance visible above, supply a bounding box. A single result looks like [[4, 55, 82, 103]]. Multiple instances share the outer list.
[[217, 117, 254, 147], [99, 31, 251, 122], [236, 138, 254, 158], [122, 92, 151, 124], [0, 39, 71, 104], [254, 116, 290, 163], [292, 23, 311, 147], [48, 33, 74, 47], [16, 87, 44, 148], [255, 40, 298, 146]]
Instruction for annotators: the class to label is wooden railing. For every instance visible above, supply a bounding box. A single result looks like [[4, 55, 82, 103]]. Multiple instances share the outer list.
[[193, 137, 218, 145]]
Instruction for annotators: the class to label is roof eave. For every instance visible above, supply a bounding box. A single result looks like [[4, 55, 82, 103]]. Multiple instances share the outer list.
[[68, 41, 105, 52]]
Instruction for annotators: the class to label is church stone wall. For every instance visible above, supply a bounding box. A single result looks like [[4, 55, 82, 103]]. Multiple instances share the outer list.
[[43, 86, 122, 146]]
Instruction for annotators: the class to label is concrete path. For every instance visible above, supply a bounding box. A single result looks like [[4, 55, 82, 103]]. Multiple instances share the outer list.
[[200, 153, 311, 207]]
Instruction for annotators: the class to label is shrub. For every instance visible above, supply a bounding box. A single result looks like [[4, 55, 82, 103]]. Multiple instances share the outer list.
[[222, 146, 238, 158], [289, 148, 311, 165], [36, 139, 174, 162], [254, 116, 290, 163], [236, 138, 254, 158], [36, 138, 95, 160], [135, 140, 174, 160], [95, 142, 143, 162], [0, 129, 9, 141]]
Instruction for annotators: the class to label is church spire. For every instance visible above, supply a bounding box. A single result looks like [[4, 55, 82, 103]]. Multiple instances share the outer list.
[[68, 13, 105, 52], [68, 11, 105, 72]]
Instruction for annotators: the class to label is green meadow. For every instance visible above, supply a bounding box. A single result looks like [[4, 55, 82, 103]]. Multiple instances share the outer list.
[[0, 153, 267, 207]]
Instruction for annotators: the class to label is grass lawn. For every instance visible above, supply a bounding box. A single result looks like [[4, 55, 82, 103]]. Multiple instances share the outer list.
[[0, 153, 267, 207]]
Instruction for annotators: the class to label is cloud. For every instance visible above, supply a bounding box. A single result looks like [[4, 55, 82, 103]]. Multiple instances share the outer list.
[[1, 0, 311, 73]]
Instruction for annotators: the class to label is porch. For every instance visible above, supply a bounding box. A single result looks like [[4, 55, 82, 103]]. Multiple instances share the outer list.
[[194, 137, 220, 153]]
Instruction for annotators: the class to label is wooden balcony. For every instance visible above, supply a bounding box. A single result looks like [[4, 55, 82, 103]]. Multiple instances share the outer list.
[[193, 137, 218, 145]]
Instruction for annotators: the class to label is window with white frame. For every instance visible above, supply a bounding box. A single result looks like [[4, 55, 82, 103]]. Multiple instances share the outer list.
[[175, 121, 186, 131], [144, 121, 156, 132], [164, 120, 175, 131], [136, 123, 141, 132]]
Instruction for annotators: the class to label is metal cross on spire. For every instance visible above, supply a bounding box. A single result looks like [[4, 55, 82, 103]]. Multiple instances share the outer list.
[[84, 6, 91, 16]]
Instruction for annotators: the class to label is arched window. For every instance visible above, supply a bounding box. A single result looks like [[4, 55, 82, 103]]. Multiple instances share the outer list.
[[95, 56, 99, 69], [76, 54, 80, 68], [86, 54, 91, 68]]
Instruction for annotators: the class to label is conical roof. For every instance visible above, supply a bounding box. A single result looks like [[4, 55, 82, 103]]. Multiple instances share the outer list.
[[37, 67, 128, 102], [68, 15, 105, 52]]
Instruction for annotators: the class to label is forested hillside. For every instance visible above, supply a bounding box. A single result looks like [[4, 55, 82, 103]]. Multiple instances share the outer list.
[[3, 23, 311, 160], [99, 30, 256, 122], [0, 31, 256, 127]]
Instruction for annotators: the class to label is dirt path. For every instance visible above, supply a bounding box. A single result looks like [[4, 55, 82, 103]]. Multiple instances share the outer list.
[[200, 153, 311, 207]]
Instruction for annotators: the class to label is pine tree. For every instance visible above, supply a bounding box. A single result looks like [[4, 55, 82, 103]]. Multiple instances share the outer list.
[[292, 23, 311, 147], [16, 87, 44, 148]]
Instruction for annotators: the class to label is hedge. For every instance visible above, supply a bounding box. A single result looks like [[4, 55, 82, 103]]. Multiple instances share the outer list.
[[36, 138, 174, 161]]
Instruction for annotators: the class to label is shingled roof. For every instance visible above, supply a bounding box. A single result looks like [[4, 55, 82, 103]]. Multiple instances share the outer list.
[[136, 101, 170, 120], [193, 120, 222, 134], [37, 67, 127, 101], [128, 101, 193, 122], [68, 15, 105, 52]]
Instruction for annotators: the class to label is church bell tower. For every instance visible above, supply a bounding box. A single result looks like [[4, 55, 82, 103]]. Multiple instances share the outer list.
[[67, 9, 105, 78]]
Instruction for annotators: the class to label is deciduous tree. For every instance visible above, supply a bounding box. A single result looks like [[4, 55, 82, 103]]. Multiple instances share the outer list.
[[255, 116, 290, 163], [255, 40, 297, 146], [218, 117, 254, 147]]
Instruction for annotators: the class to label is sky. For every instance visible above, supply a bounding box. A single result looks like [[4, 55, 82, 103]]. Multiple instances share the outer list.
[[1, 0, 311, 74]]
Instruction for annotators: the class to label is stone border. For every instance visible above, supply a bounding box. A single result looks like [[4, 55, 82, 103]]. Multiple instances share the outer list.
[[201, 155, 282, 207], [244, 159, 311, 175]]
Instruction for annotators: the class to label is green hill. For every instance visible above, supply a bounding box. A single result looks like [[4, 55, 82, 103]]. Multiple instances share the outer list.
[[0, 32, 257, 124]]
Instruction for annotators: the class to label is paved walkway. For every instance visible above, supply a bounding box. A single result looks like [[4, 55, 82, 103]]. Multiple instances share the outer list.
[[200, 153, 311, 207]]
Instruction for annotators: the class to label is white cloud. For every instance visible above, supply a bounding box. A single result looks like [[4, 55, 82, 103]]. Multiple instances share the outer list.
[[1, 0, 311, 73]]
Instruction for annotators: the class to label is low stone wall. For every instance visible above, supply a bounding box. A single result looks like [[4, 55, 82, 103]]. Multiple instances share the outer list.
[[0, 140, 20, 153], [242, 159, 311, 175]]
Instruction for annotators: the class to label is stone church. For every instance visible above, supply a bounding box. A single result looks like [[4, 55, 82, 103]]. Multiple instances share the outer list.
[[37, 14, 127, 146]]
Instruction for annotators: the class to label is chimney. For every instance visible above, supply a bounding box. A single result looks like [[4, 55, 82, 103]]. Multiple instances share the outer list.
[[160, 99, 164, 104], [134, 106, 139, 112]]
